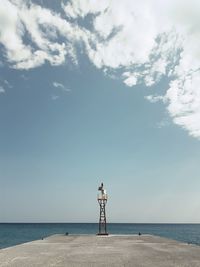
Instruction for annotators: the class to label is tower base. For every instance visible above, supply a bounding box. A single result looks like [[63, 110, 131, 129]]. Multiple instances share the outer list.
[[97, 233, 109, 236]]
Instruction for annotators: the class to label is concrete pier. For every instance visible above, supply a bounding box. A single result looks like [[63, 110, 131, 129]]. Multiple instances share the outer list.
[[0, 234, 200, 266]]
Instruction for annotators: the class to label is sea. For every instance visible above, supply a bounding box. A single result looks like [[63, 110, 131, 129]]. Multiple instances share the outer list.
[[1, 223, 200, 249]]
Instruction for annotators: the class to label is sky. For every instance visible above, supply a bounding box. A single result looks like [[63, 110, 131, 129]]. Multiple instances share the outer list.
[[0, 0, 200, 223]]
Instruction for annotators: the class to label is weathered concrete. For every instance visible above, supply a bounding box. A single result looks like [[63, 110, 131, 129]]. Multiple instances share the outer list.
[[0, 234, 200, 266]]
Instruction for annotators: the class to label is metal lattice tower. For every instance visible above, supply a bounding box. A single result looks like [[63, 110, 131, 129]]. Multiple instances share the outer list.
[[97, 182, 108, 235]]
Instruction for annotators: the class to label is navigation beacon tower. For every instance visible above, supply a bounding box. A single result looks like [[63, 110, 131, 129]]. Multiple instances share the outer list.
[[97, 182, 108, 235]]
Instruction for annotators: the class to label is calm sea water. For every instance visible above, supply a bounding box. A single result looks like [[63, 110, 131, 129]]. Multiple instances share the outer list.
[[1, 223, 200, 249]]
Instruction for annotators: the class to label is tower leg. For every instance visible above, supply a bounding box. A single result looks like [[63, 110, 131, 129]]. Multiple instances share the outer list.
[[97, 199, 108, 235]]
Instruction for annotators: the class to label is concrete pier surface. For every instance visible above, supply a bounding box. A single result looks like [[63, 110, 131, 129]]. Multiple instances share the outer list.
[[0, 234, 200, 267]]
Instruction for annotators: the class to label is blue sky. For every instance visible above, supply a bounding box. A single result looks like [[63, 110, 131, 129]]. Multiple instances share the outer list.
[[1, 0, 200, 223]]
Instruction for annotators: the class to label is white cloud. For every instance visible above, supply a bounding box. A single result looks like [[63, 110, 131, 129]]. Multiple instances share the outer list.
[[166, 71, 200, 138], [0, 86, 5, 94], [53, 82, 70, 92], [53, 82, 64, 89], [1, 0, 200, 138], [21, 74, 28, 80], [51, 95, 59, 101], [0, 0, 84, 69], [123, 72, 138, 87], [4, 80, 12, 88], [145, 95, 166, 104], [0, 0, 32, 65], [63, 0, 200, 138], [157, 119, 170, 129], [62, 0, 108, 19]]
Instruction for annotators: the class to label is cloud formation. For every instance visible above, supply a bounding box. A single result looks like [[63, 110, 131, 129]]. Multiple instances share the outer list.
[[0, 86, 5, 94], [144, 95, 166, 104], [53, 82, 70, 92], [51, 95, 59, 101], [1, 0, 200, 138], [0, 0, 82, 69]]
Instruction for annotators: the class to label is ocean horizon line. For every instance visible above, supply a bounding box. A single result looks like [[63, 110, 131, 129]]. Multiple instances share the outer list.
[[1, 222, 200, 224]]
